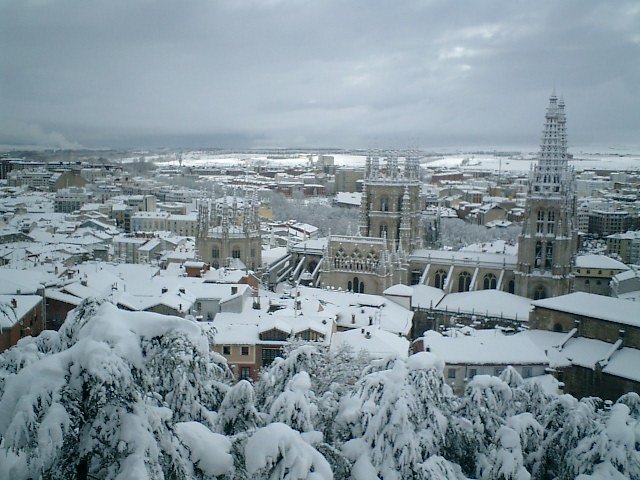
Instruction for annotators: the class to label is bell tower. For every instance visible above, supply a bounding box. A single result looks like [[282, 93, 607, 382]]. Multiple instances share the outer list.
[[515, 93, 577, 299]]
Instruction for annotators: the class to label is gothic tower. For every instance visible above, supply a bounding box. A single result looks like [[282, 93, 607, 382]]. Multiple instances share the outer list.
[[358, 153, 423, 253], [322, 152, 424, 294], [515, 93, 577, 300], [196, 189, 263, 271]]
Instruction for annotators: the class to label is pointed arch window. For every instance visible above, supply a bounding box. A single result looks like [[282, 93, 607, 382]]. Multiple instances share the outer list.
[[380, 196, 389, 212], [545, 243, 553, 269], [379, 224, 388, 238], [434, 269, 447, 289], [533, 285, 547, 300], [547, 211, 555, 234], [508, 279, 515, 294], [483, 273, 497, 290], [536, 211, 544, 234], [458, 271, 471, 292], [535, 241, 542, 268]]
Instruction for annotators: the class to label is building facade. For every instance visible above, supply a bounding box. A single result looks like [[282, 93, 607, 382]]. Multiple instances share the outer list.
[[320, 154, 423, 294], [515, 94, 578, 300], [196, 190, 262, 271]]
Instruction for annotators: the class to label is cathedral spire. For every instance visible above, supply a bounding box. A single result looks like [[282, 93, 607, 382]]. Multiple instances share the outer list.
[[515, 93, 577, 300]]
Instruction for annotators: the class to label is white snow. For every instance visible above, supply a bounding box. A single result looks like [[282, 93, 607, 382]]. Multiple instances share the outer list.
[[532, 292, 640, 327], [245, 423, 332, 479], [435, 289, 532, 321], [175, 422, 233, 476]]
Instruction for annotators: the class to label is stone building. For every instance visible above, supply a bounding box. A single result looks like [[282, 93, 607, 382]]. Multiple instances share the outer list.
[[196, 190, 262, 271], [320, 154, 423, 294], [515, 93, 578, 300], [530, 292, 640, 400]]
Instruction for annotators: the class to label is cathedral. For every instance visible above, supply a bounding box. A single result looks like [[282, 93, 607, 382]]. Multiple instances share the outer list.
[[318, 93, 578, 299], [320, 154, 424, 294], [514, 93, 577, 299], [196, 189, 262, 271]]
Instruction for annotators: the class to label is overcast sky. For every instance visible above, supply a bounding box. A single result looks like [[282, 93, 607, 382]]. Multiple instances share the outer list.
[[1, 0, 639, 150]]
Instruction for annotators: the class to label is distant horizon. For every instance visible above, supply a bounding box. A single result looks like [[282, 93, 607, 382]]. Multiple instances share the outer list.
[[2, 142, 640, 156]]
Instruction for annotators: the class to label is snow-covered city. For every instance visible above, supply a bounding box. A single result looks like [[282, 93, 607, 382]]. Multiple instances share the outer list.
[[2, 1, 640, 479]]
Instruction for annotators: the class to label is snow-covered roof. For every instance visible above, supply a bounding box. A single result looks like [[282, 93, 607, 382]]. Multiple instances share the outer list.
[[45, 289, 83, 306], [532, 292, 640, 327], [383, 284, 413, 297], [331, 326, 409, 359], [409, 285, 446, 309], [409, 249, 517, 268], [334, 192, 362, 206], [602, 348, 640, 382], [0, 295, 42, 328], [419, 330, 548, 365], [435, 290, 532, 321], [575, 254, 629, 271]]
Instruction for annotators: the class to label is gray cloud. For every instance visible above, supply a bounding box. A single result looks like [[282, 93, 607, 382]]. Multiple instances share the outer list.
[[1, 0, 638, 149]]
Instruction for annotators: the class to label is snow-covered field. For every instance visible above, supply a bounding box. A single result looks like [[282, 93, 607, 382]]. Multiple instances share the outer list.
[[161, 150, 640, 172]]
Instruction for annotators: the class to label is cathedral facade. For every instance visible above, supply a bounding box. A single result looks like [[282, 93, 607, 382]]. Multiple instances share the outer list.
[[318, 94, 578, 298], [196, 190, 262, 271], [320, 154, 423, 294]]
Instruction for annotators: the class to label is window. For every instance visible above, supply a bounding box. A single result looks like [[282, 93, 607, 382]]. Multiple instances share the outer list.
[[547, 211, 555, 234], [533, 285, 547, 300], [508, 279, 515, 294], [222, 345, 231, 355], [545, 243, 553, 269], [522, 367, 532, 378], [261, 348, 281, 367], [232, 248, 241, 259], [380, 196, 389, 212], [379, 224, 388, 238], [469, 368, 477, 379], [411, 269, 421, 285], [251, 248, 256, 258], [434, 270, 447, 289], [535, 241, 542, 268], [212, 247, 220, 258], [458, 271, 471, 292], [447, 368, 456, 379], [240, 367, 251, 380], [536, 210, 544, 233], [241, 346, 249, 356], [483, 273, 497, 290]]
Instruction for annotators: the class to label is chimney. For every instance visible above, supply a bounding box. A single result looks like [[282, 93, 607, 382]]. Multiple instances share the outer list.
[[11, 298, 17, 308], [161, 287, 168, 294]]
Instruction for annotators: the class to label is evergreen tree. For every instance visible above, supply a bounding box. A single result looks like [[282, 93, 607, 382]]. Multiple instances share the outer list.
[[215, 380, 264, 436]]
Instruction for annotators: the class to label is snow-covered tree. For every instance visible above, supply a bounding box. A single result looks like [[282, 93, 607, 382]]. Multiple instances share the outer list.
[[215, 379, 264, 436], [414, 455, 467, 480], [533, 395, 601, 480], [269, 372, 318, 433], [256, 344, 322, 412], [478, 426, 531, 480], [456, 375, 513, 446], [0, 299, 234, 480], [569, 403, 640, 479], [336, 353, 447, 479], [505, 413, 543, 472], [244, 422, 333, 480]]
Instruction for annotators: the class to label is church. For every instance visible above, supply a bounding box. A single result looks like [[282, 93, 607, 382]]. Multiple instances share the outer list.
[[196, 189, 262, 271], [317, 93, 578, 300]]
